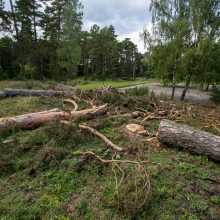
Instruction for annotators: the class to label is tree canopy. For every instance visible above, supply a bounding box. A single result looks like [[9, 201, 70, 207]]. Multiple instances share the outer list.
[[0, 0, 145, 81], [142, 0, 220, 100]]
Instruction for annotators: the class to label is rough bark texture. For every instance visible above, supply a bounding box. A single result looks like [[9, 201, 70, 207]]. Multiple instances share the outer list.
[[3, 88, 70, 98], [157, 120, 220, 162], [0, 104, 108, 130]]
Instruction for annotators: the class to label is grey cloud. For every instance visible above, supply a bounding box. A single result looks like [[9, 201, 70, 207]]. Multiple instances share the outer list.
[[81, 0, 151, 52], [81, 0, 151, 35], [4, 0, 151, 52]]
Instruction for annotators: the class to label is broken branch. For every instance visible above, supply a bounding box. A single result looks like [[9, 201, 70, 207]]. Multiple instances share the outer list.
[[0, 103, 108, 130], [79, 125, 125, 152], [63, 99, 79, 112]]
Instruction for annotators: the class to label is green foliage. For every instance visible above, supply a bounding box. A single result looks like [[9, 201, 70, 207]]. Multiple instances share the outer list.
[[143, 0, 220, 100], [1, 91, 220, 219], [210, 88, 220, 104], [1, 1, 147, 81], [125, 87, 149, 96], [211, 196, 220, 206], [59, 0, 83, 79]]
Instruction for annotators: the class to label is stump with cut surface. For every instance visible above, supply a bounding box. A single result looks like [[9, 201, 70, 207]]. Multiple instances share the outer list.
[[157, 119, 220, 162]]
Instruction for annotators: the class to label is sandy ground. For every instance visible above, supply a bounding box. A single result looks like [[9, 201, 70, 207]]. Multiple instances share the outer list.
[[119, 83, 211, 102]]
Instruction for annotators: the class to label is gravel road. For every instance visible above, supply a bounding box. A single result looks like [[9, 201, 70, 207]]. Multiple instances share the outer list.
[[119, 83, 211, 102]]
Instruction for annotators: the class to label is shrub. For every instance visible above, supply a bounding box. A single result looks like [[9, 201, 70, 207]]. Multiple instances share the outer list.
[[210, 88, 220, 104], [125, 87, 149, 96]]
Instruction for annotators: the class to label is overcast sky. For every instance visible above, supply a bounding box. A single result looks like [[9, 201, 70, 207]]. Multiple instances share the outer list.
[[81, 0, 151, 53], [5, 0, 151, 53]]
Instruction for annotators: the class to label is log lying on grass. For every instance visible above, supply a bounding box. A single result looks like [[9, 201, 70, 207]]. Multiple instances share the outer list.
[[3, 88, 70, 98], [0, 103, 108, 130], [157, 119, 220, 162]]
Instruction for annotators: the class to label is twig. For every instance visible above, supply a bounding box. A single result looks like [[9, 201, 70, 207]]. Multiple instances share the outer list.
[[81, 151, 152, 210], [200, 124, 220, 134], [143, 113, 165, 121], [81, 151, 158, 165], [63, 99, 79, 112], [79, 125, 125, 152]]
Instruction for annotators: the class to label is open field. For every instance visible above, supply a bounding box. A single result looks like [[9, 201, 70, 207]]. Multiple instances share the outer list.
[[0, 78, 158, 91], [71, 78, 158, 90], [0, 84, 220, 219]]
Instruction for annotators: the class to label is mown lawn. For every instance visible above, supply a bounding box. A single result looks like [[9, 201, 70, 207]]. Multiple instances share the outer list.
[[0, 86, 220, 220], [0, 78, 159, 91]]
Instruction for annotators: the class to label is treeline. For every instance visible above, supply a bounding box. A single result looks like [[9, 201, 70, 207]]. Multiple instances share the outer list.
[[142, 0, 220, 100], [0, 0, 145, 81]]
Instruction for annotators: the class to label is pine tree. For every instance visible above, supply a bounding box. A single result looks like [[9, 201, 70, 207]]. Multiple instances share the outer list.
[[43, 0, 65, 80], [59, 0, 83, 79], [0, 0, 9, 32]]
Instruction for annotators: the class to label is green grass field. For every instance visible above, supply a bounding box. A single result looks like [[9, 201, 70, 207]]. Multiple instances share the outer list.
[[72, 78, 158, 90], [0, 84, 220, 220], [0, 78, 158, 91]]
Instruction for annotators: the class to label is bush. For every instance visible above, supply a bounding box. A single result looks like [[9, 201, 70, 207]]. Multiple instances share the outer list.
[[125, 87, 149, 96], [210, 88, 220, 104]]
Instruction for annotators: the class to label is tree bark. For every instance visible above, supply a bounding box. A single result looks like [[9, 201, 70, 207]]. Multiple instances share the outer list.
[[205, 84, 209, 91], [9, 0, 26, 80], [171, 64, 177, 100], [180, 74, 192, 101], [3, 88, 70, 98], [0, 104, 108, 130], [157, 120, 220, 162]]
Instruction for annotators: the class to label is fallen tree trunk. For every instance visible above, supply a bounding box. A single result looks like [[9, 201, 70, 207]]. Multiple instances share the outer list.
[[3, 88, 70, 98], [157, 119, 220, 162], [0, 104, 108, 130]]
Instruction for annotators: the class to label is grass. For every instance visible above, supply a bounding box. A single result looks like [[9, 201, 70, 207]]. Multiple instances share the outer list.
[[0, 77, 159, 91], [0, 84, 220, 219], [69, 77, 158, 90]]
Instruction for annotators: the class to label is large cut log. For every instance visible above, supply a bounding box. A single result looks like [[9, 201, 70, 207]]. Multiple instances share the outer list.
[[0, 104, 108, 130], [3, 88, 70, 98], [157, 119, 220, 162]]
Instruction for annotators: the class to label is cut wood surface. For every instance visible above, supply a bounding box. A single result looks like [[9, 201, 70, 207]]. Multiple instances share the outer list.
[[0, 104, 108, 130], [126, 124, 146, 134], [157, 119, 220, 162]]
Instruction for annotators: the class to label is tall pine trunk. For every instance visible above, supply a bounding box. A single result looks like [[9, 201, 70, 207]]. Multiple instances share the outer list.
[[9, 0, 26, 80], [32, 5, 43, 80]]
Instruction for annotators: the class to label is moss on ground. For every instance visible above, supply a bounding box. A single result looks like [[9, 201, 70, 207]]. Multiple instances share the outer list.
[[0, 86, 220, 220]]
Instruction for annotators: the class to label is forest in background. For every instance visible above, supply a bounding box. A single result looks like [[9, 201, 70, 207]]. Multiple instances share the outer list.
[[0, 0, 145, 81], [1, 1, 220, 219], [142, 0, 220, 100], [0, 0, 219, 101]]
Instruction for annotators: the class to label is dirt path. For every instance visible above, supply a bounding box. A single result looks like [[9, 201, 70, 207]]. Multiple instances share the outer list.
[[119, 83, 211, 102]]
